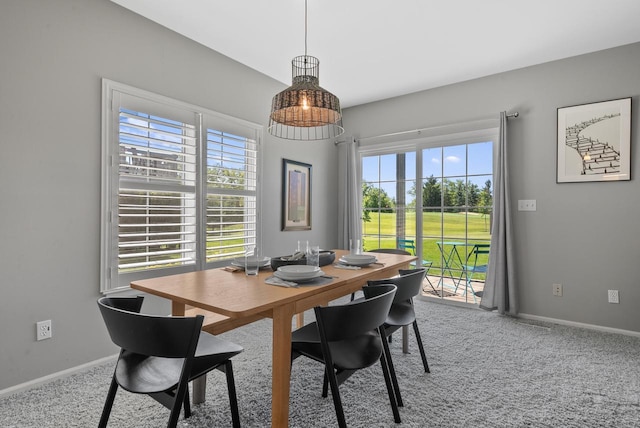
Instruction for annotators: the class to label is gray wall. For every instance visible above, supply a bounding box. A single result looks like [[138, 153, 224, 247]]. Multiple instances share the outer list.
[[0, 0, 338, 390], [343, 42, 640, 333]]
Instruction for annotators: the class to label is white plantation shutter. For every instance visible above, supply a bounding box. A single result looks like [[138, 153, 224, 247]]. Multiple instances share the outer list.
[[118, 109, 198, 272], [204, 127, 258, 262], [101, 80, 261, 292]]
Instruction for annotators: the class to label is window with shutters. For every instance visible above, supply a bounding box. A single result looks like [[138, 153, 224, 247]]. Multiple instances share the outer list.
[[101, 80, 261, 292]]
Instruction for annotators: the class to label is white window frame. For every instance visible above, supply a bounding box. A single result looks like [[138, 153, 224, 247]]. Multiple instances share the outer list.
[[101, 79, 262, 293]]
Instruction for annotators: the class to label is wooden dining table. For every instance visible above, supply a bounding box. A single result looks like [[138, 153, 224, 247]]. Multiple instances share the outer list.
[[130, 249, 416, 427]]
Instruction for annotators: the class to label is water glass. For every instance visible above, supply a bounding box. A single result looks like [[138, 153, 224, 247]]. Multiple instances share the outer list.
[[349, 239, 361, 255], [306, 245, 320, 267], [297, 240, 309, 255], [245, 246, 260, 276]]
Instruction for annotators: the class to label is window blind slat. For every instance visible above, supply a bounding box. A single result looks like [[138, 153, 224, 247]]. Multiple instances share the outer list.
[[119, 257, 195, 270]]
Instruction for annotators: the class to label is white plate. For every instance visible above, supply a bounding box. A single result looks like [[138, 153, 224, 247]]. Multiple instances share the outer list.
[[277, 265, 321, 275], [231, 256, 271, 268], [274, 268, 323, 280], [341, 254, 377, 263], [274, 271, 324, 283], [339, 256, 377, 266], [274, 269, 324, 281]]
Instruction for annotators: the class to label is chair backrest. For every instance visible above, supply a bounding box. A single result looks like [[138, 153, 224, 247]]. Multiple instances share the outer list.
[[467, 243, 490, 267], [101, 296, 144, 313], [314, 284, 396, 342], [98, 296, 203, 359], [367, 268, 425, 303], [474, 243, 491, 255], [368, 248, 411, 256], [397, 239, 416, 255]]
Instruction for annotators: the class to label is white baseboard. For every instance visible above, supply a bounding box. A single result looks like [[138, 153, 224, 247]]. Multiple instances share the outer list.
[[0, 354, 117, 399], [421, 295, 640, 338], [517, 312, 640, 338]]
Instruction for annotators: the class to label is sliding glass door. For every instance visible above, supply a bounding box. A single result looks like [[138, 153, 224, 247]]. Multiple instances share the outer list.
[[360, 129, 496, 304], [361, 152, 416, 250], [421, 141, 493, 303]]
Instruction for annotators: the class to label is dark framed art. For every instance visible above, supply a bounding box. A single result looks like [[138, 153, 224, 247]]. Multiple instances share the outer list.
[[282, 159, 312, 231], [557, 97, 631, 183]]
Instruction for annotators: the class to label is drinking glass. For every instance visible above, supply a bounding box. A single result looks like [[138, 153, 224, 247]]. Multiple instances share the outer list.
[[306, 245, 320, 267], [297, 240, 308, 254], [349, 239, 361, 255], [245, 246, 260, 276]]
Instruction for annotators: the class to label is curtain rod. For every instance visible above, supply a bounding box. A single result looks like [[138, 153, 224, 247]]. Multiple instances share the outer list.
[[334, 112, 519, 145]]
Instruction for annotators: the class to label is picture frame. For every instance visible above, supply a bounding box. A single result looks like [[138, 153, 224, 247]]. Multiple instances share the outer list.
[[557, 97, 631, 183], [282, 159, 312, 231]]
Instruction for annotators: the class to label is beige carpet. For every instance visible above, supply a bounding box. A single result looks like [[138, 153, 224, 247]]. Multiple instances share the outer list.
[[1, 298, 639, 427]]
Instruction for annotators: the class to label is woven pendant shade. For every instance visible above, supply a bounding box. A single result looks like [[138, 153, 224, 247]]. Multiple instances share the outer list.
[[268, 56, 343, 140]]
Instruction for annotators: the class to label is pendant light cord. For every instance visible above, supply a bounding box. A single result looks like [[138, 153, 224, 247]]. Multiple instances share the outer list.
[[304, 0, 308, 56]]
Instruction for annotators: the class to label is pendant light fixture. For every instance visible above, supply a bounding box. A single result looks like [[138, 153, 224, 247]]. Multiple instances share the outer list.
[[268, 0, 344, 141]]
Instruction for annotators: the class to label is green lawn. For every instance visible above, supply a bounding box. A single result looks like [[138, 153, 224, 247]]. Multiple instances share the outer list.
[[362, 211, 491, 279]]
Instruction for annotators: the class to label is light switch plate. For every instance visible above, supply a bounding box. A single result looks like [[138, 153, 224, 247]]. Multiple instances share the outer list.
[[518, 200, 537, 211]]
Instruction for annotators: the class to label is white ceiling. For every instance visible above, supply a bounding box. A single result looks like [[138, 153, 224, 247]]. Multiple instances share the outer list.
[[111, 0, 640, 108]]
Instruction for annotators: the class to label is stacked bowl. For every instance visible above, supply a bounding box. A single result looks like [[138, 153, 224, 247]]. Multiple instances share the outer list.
[[338, 253, 378, 267], [273, 265, 325, 283]]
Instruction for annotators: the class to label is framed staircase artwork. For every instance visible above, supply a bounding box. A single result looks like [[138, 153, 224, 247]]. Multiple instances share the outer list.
[[557, 97, 631, 183]]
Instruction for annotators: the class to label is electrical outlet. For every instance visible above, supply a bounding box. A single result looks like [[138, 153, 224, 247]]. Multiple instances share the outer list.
[[608, 290, 619, 304], [552, 283, 563, 297], [36, 320, 52, 341]]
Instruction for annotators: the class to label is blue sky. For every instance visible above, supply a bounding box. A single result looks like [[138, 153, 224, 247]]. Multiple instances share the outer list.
[[362, 141, 493, 201]]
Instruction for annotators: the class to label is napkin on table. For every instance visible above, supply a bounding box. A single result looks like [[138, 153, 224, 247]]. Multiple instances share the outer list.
[[333, 264, 361, 270], [265, 276, 298, 287]]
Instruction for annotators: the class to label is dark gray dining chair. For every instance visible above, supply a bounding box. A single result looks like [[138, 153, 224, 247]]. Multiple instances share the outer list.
[[290, 284, 401, 427], [97, 296, 243, 428], [366, 269, 431, 406]]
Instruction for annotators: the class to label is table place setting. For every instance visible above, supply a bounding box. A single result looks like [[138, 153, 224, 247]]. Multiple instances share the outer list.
[[223, 256, 271, 273], [265, 276, 299, 288], [265, 264, 336, 287], [335, 253, 379, 268], [230, 255, 271, 269]]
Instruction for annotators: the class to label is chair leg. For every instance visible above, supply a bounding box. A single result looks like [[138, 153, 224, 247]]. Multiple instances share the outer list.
[[380, 329, 403, 407], [322, 371, 329, 398], [223, 361, 241, 428], [379, 349, 402, 423], [98, 376, 119, 428], [183, 387, 192, 418], [423, 263, 438, 294], [324, 366, 348, 428], [453, 270, 466, 295], [402, 326, 409, 354], [167, 379, 190, 428], [412, 321, 430, 373], [466, 279, 478, 303]]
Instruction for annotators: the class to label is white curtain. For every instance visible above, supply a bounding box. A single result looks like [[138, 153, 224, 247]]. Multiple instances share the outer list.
[[337, 136, 362, 249], [480, 112, 518, 315]]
